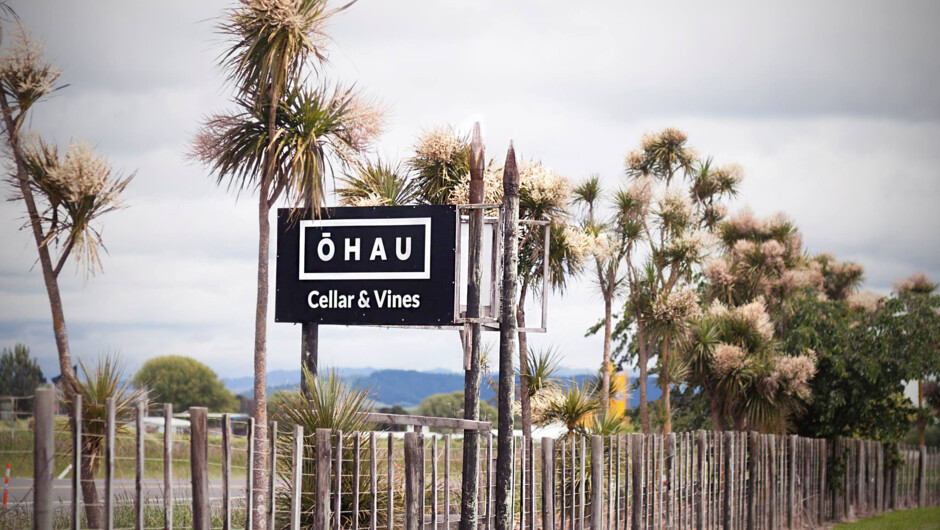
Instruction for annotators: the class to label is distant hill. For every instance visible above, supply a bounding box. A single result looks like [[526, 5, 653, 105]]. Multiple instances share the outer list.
[[224, 367, 661, 409], [355, 369, 496, 408]]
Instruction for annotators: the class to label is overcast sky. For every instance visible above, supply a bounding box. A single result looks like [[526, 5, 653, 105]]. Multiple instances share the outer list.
[[2, 0, 939, 380]]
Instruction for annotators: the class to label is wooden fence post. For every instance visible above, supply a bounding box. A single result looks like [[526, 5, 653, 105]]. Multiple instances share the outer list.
[[591, 436, 603, 530], [223, 414, 232, 530], [334, 430, 343, 530], [33, 385, 54, 530], [105, 397, 115, 530], [270, 421, 278, 530], [405, 431, 420, 530], [136, 401, 145, 530], [291, 425, 303, 530], [769, 435, 777, 530], [918, 445, 927, 507], [696, 430, 705, 530], [370, 433, 377, 530], [316, 428, 331, 530], [632, 433, 643, 530], [787, 436, 796, 529], [666, 433, 676, 529], [71, 394, 82, 530], [746, 431, 757, 530], [164, 403, 174, 530], [245, 418, 255, 530], [819, 439, 827, 526], [388, 435, 395, 530], [723, 432, 734, 530], [542, 438, 555, 530], [857, 440, 865, 515], [190, 407, 209, 530]]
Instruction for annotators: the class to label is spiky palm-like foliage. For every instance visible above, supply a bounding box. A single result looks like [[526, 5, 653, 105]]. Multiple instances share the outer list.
[[59, 357, 146, 529], [520, 347, 561, 399], [271, 369, 377, 529], [409, 126, 470, 204], [19, 139, 133, 276], [538, 380, 601, 436], [338, 157, 419, 206]]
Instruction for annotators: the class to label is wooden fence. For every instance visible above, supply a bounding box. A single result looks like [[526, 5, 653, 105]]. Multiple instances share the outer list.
[[18, 387, 940, 529]]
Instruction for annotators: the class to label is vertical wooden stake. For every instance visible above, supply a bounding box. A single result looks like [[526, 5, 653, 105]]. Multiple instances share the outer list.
[[723, 432, 734, 530], [33, 385, 54, 530], [190, 407, 209, 530], [918, 445, 927, 507], [461, 122, 486, 530], [291, 425, 303, 530], [136, 401, 145, 530], [223, 414, 233, 530], [105, 397, 115, 530], [432, 436, 439, 529], [370, 433, 378, 530], [519, 437, 526, 530], [335, 431, 343, 530], [746, 431, 757, 530], [769, 435, 777, 530], [631, 433, 643, 530], [270, 421, 278, 530], [445, 435, 452, 526], [316, 428, 331, 530], [354, 435, 362, 527], [165, 403, 174, 530], [696, 430, 705, 530], [542, 438, 555, 530], [819, 439, 827, 526], [591, 436, 603, 530], [495, 142, 520, 530], [405, 432, 420, 530], [71, 394, 82, 530], [388, 435, 395, 530], [787, 435, 797, 529], [245, 418, 255, 530], [666, 433, 676, 529]]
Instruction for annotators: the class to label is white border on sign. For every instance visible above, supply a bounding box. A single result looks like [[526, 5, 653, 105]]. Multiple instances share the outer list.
[[298, 217, 433, 280]]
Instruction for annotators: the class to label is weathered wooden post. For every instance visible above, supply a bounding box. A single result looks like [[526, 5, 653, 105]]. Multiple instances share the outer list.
[[788, 435, 797, 529], [542, 438, 555, 530], [165, 403, 175, 530], [223, 414, 233, 530], [496, 142, 520, 530], [334, 431, 343, 530], [819, 439, 827, 526], [105, 397, 115, 530], [744, 432, 755, 530], [387, 435, 395, 530], [71, 394, 82, 530], [136, 401, 145, 530], [405, 431, 421, 530], [33, 385, 54, 530], [191, 407, 210, 530], [665, 433, 676, 529], [918, 445, 927, 507], [270, 421, 278, 529], [370, 433, 378, 530], [316, 428, 331, 530], [696, 430, 706, 530], [591, 436, 603, 529], [460, 122, 486, 530], [632, 433, 643, 530], [246, 417, 255, 530], [291, 425, 303, 530], [769, 435, 777, 530], [723, 432, 734, 530]]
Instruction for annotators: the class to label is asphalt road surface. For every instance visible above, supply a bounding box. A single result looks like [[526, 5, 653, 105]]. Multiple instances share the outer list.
[[3, 478, 248, 506]]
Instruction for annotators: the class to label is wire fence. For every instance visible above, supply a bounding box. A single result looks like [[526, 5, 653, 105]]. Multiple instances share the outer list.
[[4, 388, 940, 529]]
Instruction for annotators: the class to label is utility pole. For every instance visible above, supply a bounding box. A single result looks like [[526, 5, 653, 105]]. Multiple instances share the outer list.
[[495, 143, 520, 530]]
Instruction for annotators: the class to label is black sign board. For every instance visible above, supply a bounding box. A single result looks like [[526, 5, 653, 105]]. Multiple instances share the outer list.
[[275, 205, 457, 326]]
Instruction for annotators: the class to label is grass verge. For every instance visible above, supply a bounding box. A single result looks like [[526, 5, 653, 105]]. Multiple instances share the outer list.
[[834, 507, 940, 530]]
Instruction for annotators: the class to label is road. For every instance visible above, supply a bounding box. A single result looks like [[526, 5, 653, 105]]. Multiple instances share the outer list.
[[3, 478, 248, 506]]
